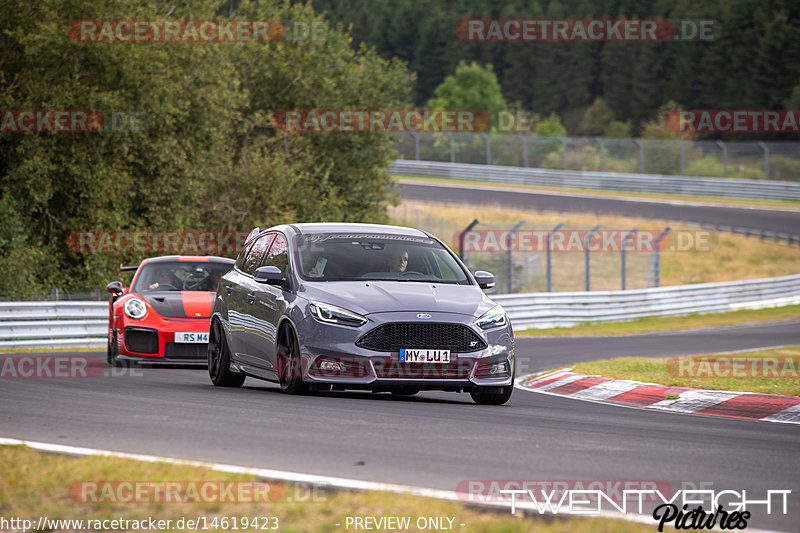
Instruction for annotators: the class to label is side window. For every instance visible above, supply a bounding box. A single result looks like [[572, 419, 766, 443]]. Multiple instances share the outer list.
[[241, 234, 274, 275], [262, 234, 288, 273]]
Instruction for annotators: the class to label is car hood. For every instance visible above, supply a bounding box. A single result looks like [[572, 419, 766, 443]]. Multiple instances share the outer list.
[[301, 281, 494, 317], [141, 291, 213, 319]]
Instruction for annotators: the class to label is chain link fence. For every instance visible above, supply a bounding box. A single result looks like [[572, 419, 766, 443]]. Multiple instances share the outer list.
[[389, 204, 669, 294], [393, 132, 800, 181]]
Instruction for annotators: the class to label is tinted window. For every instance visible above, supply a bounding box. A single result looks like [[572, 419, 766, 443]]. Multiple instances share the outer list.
[[241, 234, 273, 275], [262, 234, 288, 273], [295, 233, 469, 284], [132, 262, 232, 293]]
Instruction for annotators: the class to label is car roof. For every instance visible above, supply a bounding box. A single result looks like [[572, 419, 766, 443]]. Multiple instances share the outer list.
[[144, 255, 234, 264], [272, 223, 431, 237]]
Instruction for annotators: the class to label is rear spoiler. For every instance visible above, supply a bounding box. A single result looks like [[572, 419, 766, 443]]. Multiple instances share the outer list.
[[120, 264, 139, 273]]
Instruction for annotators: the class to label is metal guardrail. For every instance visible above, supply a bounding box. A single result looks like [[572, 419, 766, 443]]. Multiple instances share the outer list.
[[391, 160, 800, 202], [2, 275, 799, 347], [492, 274, 800, 330], [0, 301, 108, 350]]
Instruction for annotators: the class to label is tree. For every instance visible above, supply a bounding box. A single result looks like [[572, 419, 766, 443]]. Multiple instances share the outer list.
[[426, 61, 508, 131]]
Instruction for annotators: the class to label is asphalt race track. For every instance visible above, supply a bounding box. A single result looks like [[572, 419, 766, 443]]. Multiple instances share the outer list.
[[397, 181, 800, 237], [3, 321, 800, 531]]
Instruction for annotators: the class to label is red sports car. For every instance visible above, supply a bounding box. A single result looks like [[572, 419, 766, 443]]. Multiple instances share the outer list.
[[105, 255, 234, 366]]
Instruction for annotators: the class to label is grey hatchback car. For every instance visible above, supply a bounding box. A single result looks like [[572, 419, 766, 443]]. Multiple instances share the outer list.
[[208, 223, 514, 404]]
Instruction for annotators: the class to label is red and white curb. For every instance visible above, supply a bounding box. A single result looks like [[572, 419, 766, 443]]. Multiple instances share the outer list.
[[516, 369, 800, 424]]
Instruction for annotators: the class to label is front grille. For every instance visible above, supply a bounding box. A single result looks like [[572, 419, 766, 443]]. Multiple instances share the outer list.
[[124, 327, 158, 354], [372, 358, 473, 379], [356, 323, 487, 353], [164, 342, 207, 360]]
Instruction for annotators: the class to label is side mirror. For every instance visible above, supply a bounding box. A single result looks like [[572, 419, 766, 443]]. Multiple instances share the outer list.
[[254, 265, 283, 285], [106, 281, 123, 295], [474, 271, 495, 290]]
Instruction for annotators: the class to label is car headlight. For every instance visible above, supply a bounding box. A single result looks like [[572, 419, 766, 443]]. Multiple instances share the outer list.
[[124, 298, 147, 320], [309, 301, 367, 327], [474, 305, 507, 329]]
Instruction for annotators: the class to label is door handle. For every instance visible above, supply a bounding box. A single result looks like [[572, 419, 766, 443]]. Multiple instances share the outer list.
[[225, 284, 234, 294], [247, 292, 256, 303]]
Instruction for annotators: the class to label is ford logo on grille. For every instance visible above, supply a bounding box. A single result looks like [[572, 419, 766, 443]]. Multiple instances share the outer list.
[[416, 313, 432, 319]]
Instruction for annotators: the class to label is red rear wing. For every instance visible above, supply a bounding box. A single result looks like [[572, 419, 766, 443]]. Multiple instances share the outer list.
[[120, 264, 139, 273]]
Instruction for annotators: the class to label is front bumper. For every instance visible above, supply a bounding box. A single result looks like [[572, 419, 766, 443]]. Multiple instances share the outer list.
[[114, 318, 210, 363], [296, 311, 514, 390]]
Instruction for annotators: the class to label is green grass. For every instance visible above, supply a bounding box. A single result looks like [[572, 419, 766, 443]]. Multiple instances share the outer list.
[[570, 346, 800, 396], [516, 305, 800, 336], [0, 445, 655, 533], [394, 175, 800, 211]]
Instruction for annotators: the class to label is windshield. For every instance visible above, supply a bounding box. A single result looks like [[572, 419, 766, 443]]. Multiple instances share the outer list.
[[295, 233, 470, 284], [132, 262, 232, 293]]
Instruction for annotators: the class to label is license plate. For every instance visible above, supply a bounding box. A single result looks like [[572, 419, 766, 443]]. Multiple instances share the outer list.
[[174, 332, 208, 343], [399, 349, 451, 363]]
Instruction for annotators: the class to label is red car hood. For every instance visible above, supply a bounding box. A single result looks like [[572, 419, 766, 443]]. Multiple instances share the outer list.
[[142, 291, 213, 319]]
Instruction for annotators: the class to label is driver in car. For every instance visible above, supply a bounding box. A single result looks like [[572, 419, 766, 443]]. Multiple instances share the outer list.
[[386, 248, 408, 274], [148, 269, 175, 290]]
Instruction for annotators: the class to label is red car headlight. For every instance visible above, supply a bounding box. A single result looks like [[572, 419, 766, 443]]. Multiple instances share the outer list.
[[124, 298, 147, 320]]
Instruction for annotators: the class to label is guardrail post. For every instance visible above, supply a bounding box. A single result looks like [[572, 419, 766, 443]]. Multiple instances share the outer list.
[[459, 219, 480, 271], [584, 225, 602, 291], [634, 139, 645, 174], [621, 228, 637, 290], [446, 132, 455, 163], [716, 140, 728, 178], [547, 223, 564, 292], [558, 136, 568, 169], [519, 134, 529, 168], [758, 141, 769, 179], [507, 221, 526, 293], [596, 137, 606, 171], [480, 133, 491, 165], [411, 132, 420, 161], [676, 140, 685, 176]]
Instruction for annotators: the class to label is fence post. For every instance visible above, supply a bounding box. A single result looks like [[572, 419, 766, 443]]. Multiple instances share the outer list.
[[558, 136, 568, 169], [507, 221, 526, 293], [547, 223, 564, 292], [596, 137, 606, 171], [634, 139, 645, 174], [584, 225, 602, 291], [650, 228, 671, 288], [411, 132, 420, 161], [676, 140, 685, 176], [446, 132, 455, 163], [459, 219, 480, 271], [621, 228, 637, 290], [758, 141, 769, 179], [519, 134, 529, 168], [716, 140, 728, 178], [480, 133, 491, 165]]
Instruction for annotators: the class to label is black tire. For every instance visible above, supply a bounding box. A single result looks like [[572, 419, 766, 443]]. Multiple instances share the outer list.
[[276, 325, 308, 395], [208, 319, 245, 387], [470, 384, 513, 405], [108, 332, 129, 368]]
